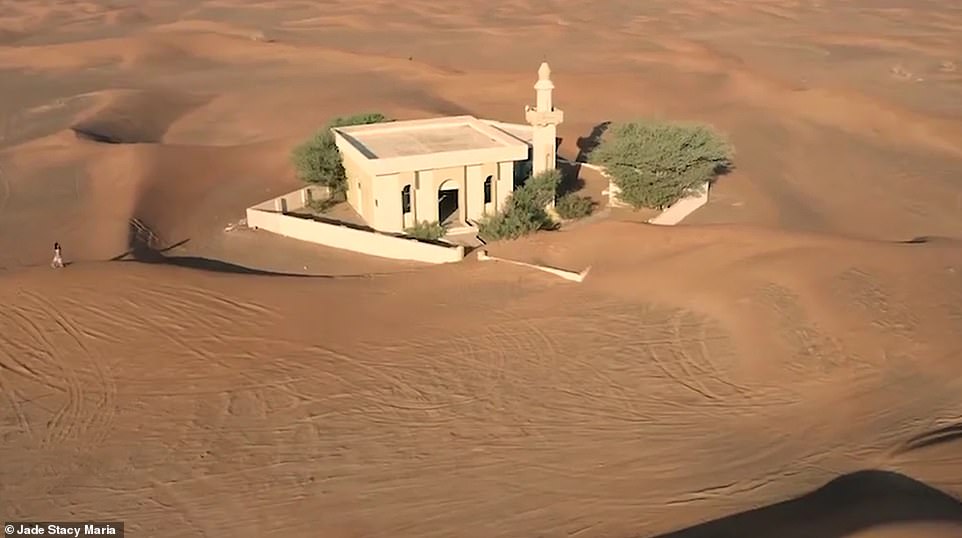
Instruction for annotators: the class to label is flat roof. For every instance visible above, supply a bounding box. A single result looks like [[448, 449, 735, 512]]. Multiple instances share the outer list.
[[483, 120, 534, 145], [332, 116, 529, 177], [345, 123, 502, 159]]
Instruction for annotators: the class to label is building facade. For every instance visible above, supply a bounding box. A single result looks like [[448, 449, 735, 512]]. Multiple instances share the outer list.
[[331, 63, 562, 234]]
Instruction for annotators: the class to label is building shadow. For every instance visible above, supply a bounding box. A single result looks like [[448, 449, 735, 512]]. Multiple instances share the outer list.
[[648, 470, 962, 538], [557, 160, 585, 196], [575, 121, 611, 163]]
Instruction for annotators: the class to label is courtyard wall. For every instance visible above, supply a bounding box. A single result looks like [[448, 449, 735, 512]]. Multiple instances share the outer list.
[[246, 187, 465, 264]]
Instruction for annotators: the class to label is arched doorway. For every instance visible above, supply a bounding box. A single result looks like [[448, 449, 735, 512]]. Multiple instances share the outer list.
[[438, 179, 460, 225]]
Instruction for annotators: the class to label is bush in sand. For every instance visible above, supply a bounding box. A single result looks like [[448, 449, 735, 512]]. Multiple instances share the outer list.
[[292, 113, 390, 192], [404, 220, 447, 241], [555, 193, 595, 220], [478, 169, 561, 241], [590, 119, 733, 210]]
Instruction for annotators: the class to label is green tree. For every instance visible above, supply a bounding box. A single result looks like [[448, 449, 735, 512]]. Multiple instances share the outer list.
[[589, 119, 733, 209], [478, 169, 561, 241], [291, 113, 389, 192]]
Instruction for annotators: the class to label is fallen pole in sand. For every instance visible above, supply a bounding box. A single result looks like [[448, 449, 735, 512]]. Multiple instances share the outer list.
[[476, 250, 590, 283]]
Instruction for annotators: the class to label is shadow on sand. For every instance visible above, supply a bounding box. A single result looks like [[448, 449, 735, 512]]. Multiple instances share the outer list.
[[575, 121, 611, 163], [897, 423, 962, 453], [109, 221, 376, 278], [557, 160, 586, 196], [111, 237, 335, 277], [899, 235, 962, 245], [649, 470, 962, 538]]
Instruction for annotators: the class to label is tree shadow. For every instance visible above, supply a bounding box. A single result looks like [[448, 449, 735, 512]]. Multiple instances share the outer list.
[[575, 121, 611, 163], [114, 239, 334, 277], [110, 220, 345, 278], [648, 470, 962, 538]]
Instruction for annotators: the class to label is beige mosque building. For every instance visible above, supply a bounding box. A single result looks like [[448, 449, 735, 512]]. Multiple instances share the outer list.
[[331, 62, 564, 234]]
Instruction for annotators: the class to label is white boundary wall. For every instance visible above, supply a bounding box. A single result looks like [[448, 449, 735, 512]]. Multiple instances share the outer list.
[[576, 161, 710, 226], [477, 250, 590, 282], [246, 187, 465, 264], [646, 182, 710, 225]]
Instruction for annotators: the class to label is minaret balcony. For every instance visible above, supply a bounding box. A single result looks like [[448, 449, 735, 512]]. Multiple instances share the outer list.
[[525, 106, 564, 126]]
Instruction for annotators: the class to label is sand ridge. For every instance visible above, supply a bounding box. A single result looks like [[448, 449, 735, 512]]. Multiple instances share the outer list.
[[1, 0, 961, 536]]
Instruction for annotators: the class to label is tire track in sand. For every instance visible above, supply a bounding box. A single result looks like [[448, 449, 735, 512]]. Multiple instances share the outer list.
[[25, 290, 117, 445], [0, 300, 83, 447], [0, 362, 33, 440], [834, 267, 919, 340], [15, 296, 88, 447], [757, 282, 848, 375]]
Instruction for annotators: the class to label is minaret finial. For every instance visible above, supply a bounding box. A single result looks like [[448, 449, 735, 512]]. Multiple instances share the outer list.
[[538, 61, 551, 81]]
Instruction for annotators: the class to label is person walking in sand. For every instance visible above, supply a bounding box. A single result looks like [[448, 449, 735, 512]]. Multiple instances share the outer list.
[[51, 242, 64, 268]]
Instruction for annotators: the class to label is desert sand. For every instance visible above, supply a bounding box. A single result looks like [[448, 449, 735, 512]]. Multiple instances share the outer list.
[[1, 1, 961, 537]]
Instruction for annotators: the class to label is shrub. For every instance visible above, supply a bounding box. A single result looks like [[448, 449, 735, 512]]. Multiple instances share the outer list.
[[304, 189, 344, 213], [589, 119, 733, 209], [518, 168, 562, 208], [478, 169, 561, 241], [404, 220, 446, 241], [555, 193, 595, 220], [307, 197, 337, 213], [477, 206, 551, 241], [292, 113, 389, 191]]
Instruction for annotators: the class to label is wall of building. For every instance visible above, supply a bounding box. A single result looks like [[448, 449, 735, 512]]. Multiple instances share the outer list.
[[496, 161, 514, 211], [413, 170, 436, 225], [465, 164, 483, 222], [372, 171, 413, 232], [360, 169, 376, 226], [466, 162, 501, 220], [341, 156, 520, 232], [369, 172, 397, 231], [343, 153, 376, 224]]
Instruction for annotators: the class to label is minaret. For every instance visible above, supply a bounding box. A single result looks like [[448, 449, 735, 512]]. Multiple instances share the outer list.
[[525, 62, 564, 177]]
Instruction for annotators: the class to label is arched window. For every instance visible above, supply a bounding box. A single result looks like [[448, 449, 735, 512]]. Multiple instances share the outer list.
[[483, 176, 492, 204], [401, 185, 412, 214]]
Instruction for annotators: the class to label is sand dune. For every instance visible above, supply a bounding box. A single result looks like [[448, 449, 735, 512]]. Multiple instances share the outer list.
[[1, 0, 961, 536], [2, 224, 961, 536]]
